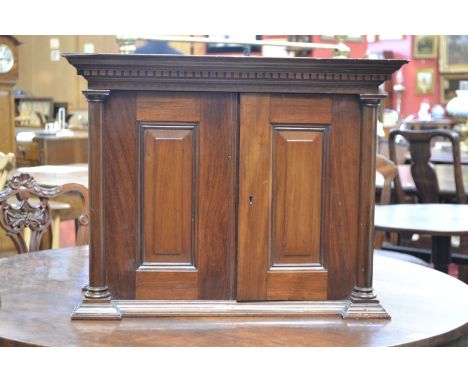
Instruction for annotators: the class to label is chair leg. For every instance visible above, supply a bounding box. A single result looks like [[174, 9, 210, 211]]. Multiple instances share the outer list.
[[51, 214, 61, 249]]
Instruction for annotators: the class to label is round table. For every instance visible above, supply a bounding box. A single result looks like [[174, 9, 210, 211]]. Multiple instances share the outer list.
[[0, 246, 467, 346], [375, 204, 468, 273]]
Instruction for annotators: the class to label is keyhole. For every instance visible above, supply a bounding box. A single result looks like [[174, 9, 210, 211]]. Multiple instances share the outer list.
[[248, 195, 254, 206]]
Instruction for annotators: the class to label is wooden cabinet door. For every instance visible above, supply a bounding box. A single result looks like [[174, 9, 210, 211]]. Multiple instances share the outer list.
[[237, 94, 333, 301], [135, 92, 237, 300]]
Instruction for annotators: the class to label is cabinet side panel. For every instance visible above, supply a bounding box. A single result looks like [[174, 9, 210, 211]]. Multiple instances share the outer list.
[[104, 91, 138, 299], [325, 96, 360, 299]]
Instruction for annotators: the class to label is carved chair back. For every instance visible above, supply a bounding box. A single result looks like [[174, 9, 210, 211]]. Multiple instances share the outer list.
[[0, 152, 16, 190], [388, 129, 466, 204], [0, 173, 89, 254]]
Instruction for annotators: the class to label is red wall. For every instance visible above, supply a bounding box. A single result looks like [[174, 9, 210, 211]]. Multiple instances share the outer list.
[[368, 36, 441, 119]]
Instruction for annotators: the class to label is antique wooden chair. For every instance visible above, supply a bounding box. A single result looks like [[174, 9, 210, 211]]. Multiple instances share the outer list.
[[1, 152, 76, 251], [387, 129, 468, 272], [0, 173, 88, 254], [388, 129, 466, 204]]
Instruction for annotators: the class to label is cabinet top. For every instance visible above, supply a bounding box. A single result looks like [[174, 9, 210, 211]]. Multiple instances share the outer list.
[[64, 53, 407, 95]]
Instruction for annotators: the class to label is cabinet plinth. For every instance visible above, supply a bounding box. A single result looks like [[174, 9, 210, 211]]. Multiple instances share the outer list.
[[65, 54, 407, 319]]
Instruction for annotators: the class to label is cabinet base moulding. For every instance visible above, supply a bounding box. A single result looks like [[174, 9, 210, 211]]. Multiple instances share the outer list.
[[70, 299, 391, 320]]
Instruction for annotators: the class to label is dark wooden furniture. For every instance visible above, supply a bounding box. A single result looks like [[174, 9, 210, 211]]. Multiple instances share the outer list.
[[375, 204, 468, 273], [0, 246, 467, 346], [13, 164, 89, 249], [16, 163, 88, 223], [0, 173, 88, 253], [64, 54, 405, 320], [16, 131, 88, 167], [389, 129, 466, 204]]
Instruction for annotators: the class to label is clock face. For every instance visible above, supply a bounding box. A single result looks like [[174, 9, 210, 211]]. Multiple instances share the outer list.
[[0, 44, 15, 74]]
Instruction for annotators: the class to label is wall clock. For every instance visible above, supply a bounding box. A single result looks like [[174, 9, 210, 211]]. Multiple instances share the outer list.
[[0, 43, 15, 74], [0, 36, 20, 155]]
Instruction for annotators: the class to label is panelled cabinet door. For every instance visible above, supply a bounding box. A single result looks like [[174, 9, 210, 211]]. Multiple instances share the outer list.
[[135, 92, 237, 300], [237, 94, 360, 301]]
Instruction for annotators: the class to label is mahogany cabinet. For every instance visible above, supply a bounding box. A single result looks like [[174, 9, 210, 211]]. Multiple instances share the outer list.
[[64, 54, 406, 319]]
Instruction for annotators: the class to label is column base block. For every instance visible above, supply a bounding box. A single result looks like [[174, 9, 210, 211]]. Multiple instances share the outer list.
[[71, 297, 122, 320], [342, 299, 391, 319]]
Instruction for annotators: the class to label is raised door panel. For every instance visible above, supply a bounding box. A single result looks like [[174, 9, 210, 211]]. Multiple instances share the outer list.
[[136, 92, 236, 300], [143, 128, 195, 265], [237, 94, 331, 301]]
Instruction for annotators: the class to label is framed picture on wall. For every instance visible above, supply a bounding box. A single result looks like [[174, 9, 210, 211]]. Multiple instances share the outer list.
[[439, 35, 468, 73], [413, 35, 438, 59], [440, 73, 468, 103], [415, 68, 435, 95]]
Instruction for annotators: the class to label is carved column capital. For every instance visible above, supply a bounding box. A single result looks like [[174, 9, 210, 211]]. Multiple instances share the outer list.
[[359, 93, 386, 108], [83, 89, 110, 103]]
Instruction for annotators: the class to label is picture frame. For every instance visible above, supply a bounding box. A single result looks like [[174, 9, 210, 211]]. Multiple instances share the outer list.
[[440, 73, 468, 103], [415, 68, 435, 95], [413, 35, 438, 59], [439, 35, 468, 73]]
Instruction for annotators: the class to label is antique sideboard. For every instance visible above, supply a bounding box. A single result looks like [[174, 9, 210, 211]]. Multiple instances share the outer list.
[[64, 54, 406, 319]]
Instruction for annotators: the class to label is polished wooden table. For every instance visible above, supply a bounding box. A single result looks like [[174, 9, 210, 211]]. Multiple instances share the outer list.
[[0, 246, 467, 346], [375, 204, 468, 273]]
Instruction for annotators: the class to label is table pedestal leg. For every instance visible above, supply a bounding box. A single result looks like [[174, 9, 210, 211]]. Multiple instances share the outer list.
[[432, 236, 451, 273]]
